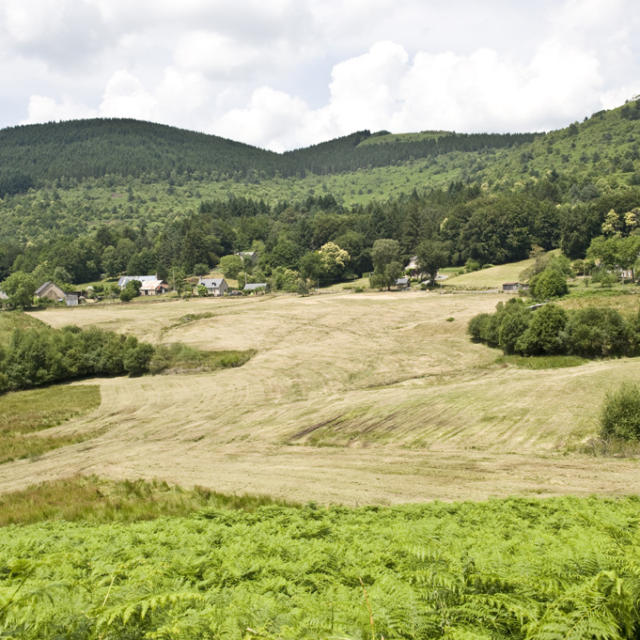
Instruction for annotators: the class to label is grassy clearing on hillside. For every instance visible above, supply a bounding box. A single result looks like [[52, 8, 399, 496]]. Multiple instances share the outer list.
[[442, 257, 536, 289], [0, 385, 101, 463], [0, 476, 293, 526], [3, 496, 640, 638]]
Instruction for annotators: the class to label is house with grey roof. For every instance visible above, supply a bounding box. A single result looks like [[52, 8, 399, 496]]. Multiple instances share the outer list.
[[35, 281, 66, 302], [198, 278, 228, 296]]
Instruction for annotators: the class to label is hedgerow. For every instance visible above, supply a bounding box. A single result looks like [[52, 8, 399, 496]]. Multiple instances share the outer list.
[[0, 325, 154, 393]]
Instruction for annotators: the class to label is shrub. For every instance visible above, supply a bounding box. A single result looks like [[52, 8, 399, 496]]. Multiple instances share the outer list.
[[515, 304, 567, 355], [600, 383, 640, 441], [564, 307, 631, 357], [530, 268, 568, 300], [498, 304, 531, 354], [465, 258, 481, 272]]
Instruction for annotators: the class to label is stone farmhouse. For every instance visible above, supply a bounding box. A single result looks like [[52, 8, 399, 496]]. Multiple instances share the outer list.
[[199, 278, 229, 296]]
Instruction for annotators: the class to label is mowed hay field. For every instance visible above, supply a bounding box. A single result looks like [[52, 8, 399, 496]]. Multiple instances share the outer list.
[[2, 290, 640, 504]]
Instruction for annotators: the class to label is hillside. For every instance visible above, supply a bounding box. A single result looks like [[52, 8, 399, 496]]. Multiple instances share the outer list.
[[2, 291, 640, 503], [1, 101, 639, 287], [0, 118, 536, 193]]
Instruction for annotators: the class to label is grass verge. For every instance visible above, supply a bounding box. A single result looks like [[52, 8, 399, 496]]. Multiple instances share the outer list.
[[0, 475, 296, 526], [150, 344, 256, 374], [0, 384, 101, 463], [494, 354, 588, 369]]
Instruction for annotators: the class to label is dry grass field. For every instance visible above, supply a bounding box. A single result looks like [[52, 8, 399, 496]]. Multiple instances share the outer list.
[[1, 289, 640, 504]]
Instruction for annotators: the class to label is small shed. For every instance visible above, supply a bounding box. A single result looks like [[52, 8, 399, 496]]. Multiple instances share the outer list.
[[502, 282, 522, 293], [64, 294, 79, 306], [0, 290, 7, 301], [35, 281, 66, 302], [244, 282, 269, 294], [199, 278, 229, 296], [395, 277, 410, 290]]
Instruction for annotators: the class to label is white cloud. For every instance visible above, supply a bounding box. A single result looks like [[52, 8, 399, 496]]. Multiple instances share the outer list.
[[210, 35, 609, 149], [4, 0, 640, 150], [99, 70, 158, 120], [23, 95, 97, 124]]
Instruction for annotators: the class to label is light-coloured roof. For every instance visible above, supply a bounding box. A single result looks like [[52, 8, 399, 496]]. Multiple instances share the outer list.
[[139, 279, 165, 291], [0, 290, 7, 300], [244, 282, 267, 290], [199, 278, 226, 288], [118, 275, 157, 288]]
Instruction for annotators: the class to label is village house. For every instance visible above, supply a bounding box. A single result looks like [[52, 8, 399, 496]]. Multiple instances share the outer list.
[[139, 279, 168, 296], [199, 278, 228, 296], [35, 281, 66, 302], [235, 251, 258, 265], [34, 282, 82, 307], [118, 275, 158, 289]]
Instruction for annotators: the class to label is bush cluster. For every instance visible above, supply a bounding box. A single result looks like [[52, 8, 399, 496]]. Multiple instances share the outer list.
[[600, 383, 640, 441], [0, 326, 154, 393], [469, 299, 640, 357]]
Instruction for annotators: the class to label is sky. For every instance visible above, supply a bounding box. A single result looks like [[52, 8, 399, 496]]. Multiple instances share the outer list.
[[1, 0, 638, 151]]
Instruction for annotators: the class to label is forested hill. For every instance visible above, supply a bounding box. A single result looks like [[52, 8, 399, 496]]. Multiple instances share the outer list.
[[0, 117, 535, 192], [0, 119, 281, 189]]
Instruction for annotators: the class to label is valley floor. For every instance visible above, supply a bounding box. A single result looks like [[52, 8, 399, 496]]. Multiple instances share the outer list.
[[1, 290, 639, 503]]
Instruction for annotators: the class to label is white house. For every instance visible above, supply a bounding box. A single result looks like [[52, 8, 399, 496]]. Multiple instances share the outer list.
[[118, 275, 158, 289]]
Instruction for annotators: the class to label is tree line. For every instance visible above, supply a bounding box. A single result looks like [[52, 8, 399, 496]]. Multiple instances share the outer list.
[[3, 183, 638, 294]]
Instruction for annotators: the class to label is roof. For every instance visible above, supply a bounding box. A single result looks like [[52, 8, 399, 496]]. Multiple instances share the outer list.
[[0, 290, 7, 300], [396, 277, 409, 285], [244, 282, 267, 290], [35, 281, 65, 297], [139, 279, 166, 291], [199, 278, 226, 288], [118, 275, 157, 288]]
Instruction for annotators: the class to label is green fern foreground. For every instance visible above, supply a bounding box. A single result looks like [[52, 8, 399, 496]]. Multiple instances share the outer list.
[[2, 495, 640, 638]]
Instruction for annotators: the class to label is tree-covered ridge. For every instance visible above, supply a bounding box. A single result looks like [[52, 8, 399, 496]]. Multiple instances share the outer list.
[[0, 118, 281, 187], [0, 118, 535, 190]]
